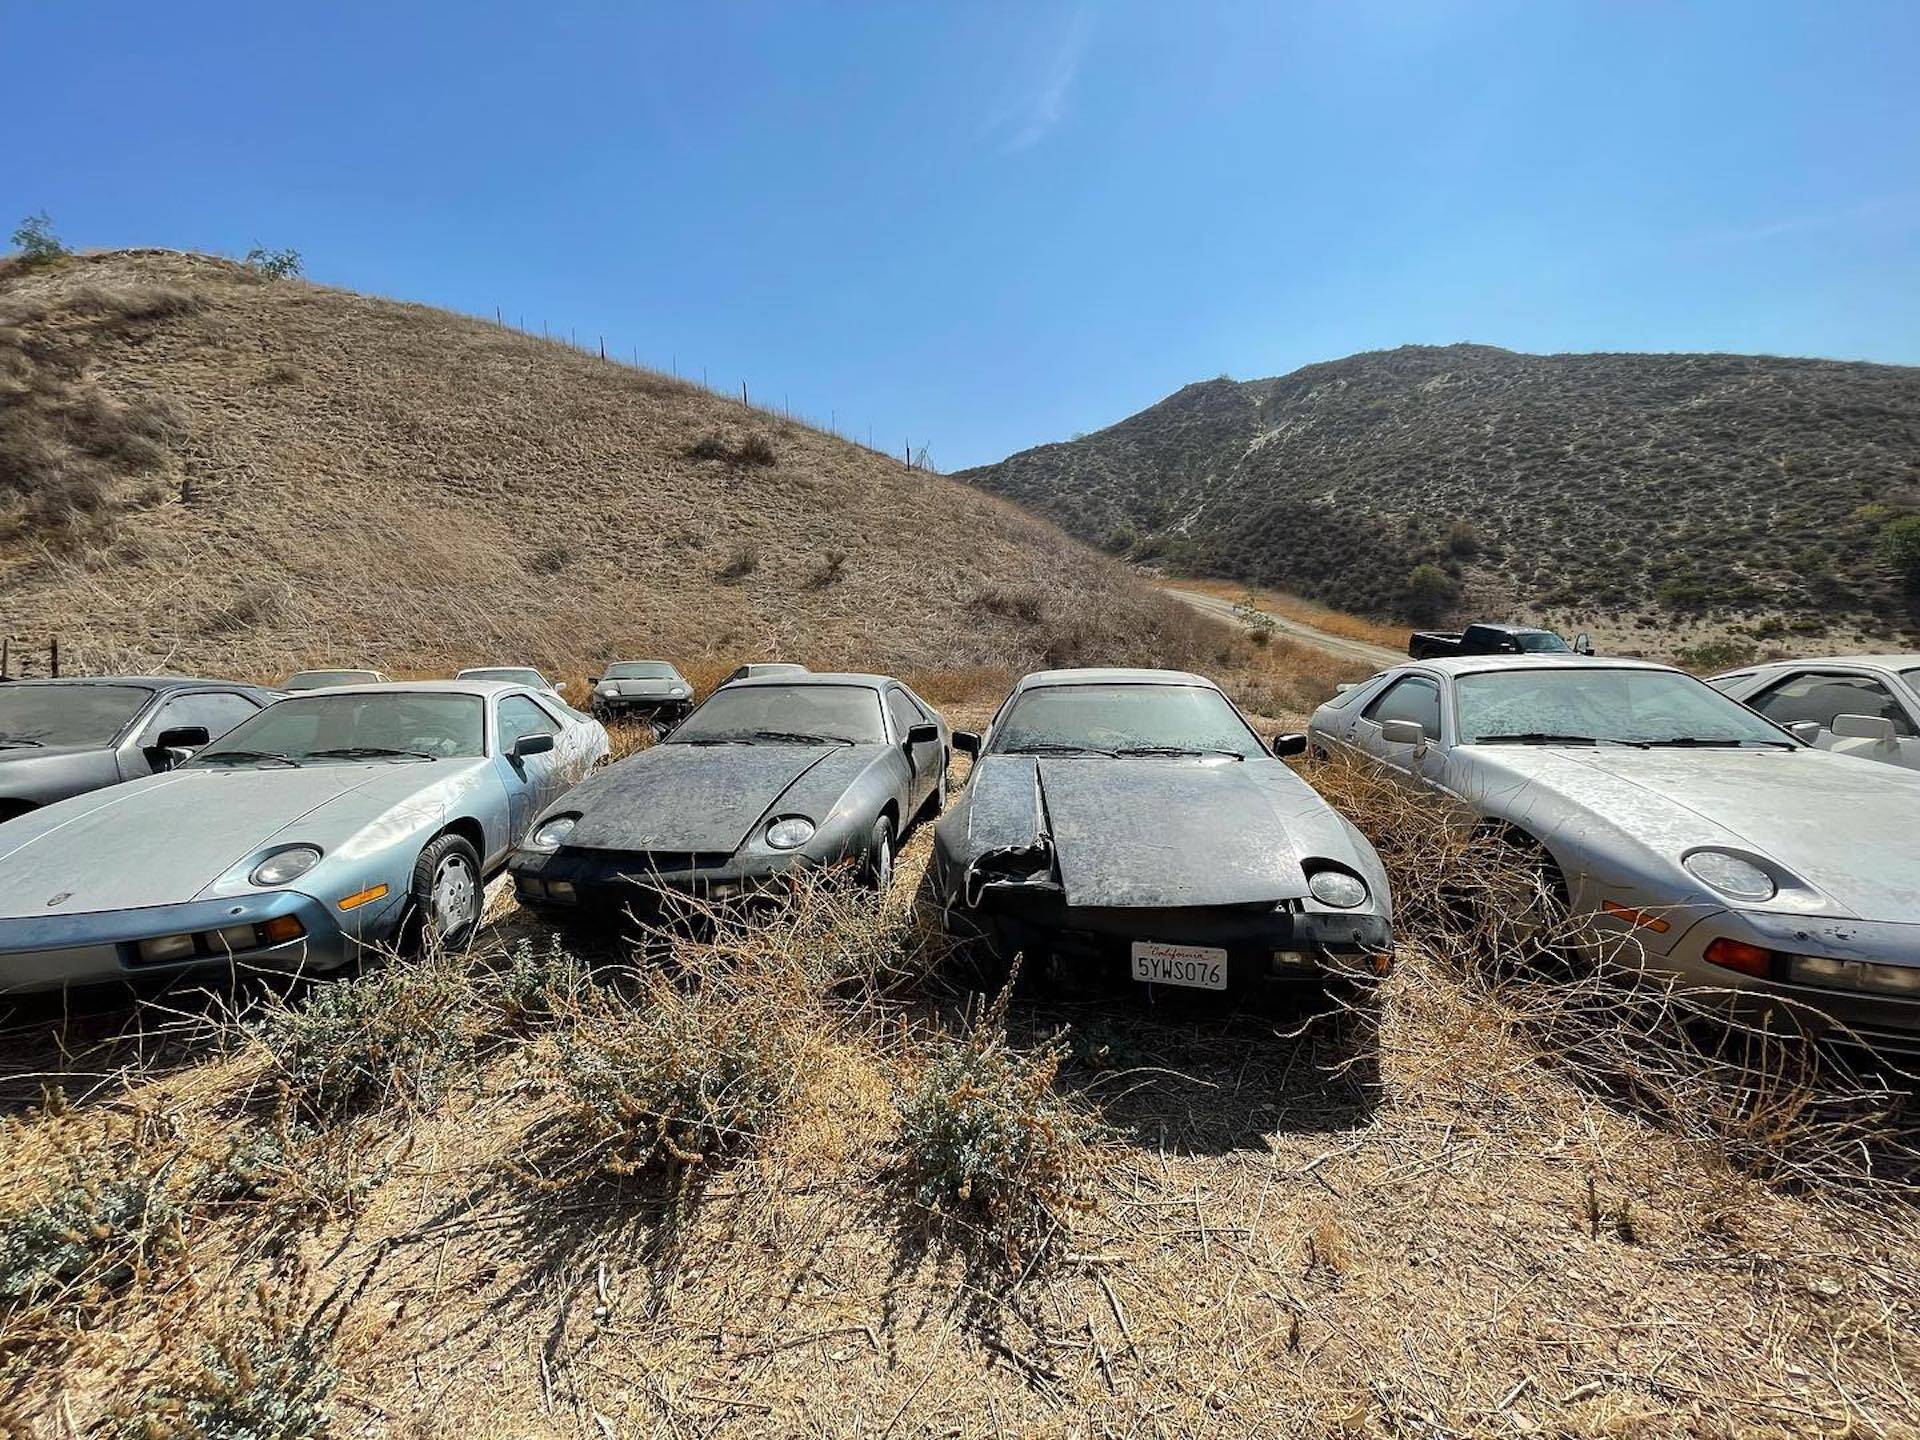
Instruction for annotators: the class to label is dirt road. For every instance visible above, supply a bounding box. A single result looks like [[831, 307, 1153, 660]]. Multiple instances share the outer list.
[[1165, 587, 1402, 668]]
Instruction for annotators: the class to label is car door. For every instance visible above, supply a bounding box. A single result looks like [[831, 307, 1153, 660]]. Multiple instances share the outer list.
[[1743, 669, 1920, 770], [494, 693, 568, 843], [1350, 674, 1446, 787], [885, 686, 941, 812], [119, 689, 263, 777]]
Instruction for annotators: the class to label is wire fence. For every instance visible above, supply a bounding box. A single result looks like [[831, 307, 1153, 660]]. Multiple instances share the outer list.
[[0, 636, 60, 680], [483, 305, 941, 474]]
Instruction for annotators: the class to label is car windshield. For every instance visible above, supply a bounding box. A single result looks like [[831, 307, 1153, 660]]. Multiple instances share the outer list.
[[1513, 631, 1571, 653], [668, 684, 883, 745], [990, 683, 1264, 758], [284, 670, 377, 690], [1456, 668, 1794, 747], [605, 662, 676, 679], [191, 692, 486, 764], [461, 668, 543, 685], [0, 684, 150, 748]]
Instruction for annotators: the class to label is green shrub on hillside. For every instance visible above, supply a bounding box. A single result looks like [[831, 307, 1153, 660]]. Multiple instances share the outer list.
[[1881, 515, 1920, 586], [9, 212, 66, 265], [1404, 564, 1459, 624]]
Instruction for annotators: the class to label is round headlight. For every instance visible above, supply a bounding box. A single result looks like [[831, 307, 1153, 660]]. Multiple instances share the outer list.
[[1683, 850, 1776, 901], [1307, 869, 1368, 909], [251, 845, 322, 887], [531, 815, 578, 851], [766, 816, 816, 850]]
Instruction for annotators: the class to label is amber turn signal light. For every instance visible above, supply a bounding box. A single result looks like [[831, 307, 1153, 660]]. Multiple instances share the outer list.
[[337, 883, 390, 911], [1601, 899, 1671, 934], [259, 915, 307, 945]]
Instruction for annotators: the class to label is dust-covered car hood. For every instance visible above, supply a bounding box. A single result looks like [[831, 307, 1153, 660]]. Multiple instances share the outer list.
[[555, 743, 880, 854], [962, 754, 1368, 908], [1463, 746, 1920, 919], [0, 762, 463, 918]]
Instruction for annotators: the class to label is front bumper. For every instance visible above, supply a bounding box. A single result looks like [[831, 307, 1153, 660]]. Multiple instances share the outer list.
[[509, 845, 821, 920], [1646, 908, 1920, 1055], [592, 694, 689, 718], [0, 887, 386, 996], [954, 880, 1392, 997]]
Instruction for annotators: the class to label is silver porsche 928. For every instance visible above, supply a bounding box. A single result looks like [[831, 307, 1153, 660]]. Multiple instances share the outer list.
[[1309, 655, 1920, 1053], [0, 680, 607, 995]]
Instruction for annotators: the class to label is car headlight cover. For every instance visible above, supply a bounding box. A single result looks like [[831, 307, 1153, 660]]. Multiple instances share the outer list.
[[766, 816, 815, 850], [250, 845, 322, 887], [1683, 850, 1776, 901], [1307, 869, 1368, 909], [531, 814, 579, 851]]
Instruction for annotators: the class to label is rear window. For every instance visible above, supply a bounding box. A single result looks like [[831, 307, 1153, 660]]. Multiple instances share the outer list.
[[0, 684, 150, 748]]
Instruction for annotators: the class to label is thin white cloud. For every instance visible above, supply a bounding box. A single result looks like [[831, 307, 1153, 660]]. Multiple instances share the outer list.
[[995, 5, 1093, 153], [1710, 192, 1918, 246]]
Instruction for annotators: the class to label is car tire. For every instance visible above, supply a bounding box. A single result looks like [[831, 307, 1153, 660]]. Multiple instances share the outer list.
[[408, 833, 483, 953], [864, 815, 895, 892]]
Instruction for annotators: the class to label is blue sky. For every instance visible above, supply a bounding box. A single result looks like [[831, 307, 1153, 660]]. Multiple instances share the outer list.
[[5, 1, 1918, 469]]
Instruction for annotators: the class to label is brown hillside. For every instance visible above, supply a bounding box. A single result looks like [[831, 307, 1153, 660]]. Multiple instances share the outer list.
[[0, 250, 1200, 683], [958, 345, 1920, 660]]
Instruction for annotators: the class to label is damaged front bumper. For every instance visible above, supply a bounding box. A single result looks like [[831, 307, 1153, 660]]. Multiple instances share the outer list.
[[509, 845, 822, 921], [953, 845, 1392, 995]]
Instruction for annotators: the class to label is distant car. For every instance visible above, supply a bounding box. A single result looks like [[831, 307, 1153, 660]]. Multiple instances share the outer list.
[[0, 677, 277, 824], [512, 673, 947, 918], [0, 681, 608, 995], [720, 663, 808, 685], [1309, 656, 1920, 1054], [588, 661, 695, 725], [1708, 656, 1920, 772], [457, 666, 561, 696], [931, 668, 1392, 1000], [284, 668, 390, 691], [1408, 624, 1592, 660]]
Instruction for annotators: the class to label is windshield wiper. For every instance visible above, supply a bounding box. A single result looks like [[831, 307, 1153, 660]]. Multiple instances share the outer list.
[[192, 749, 303, 768], [0, 736, 45, 749], [1113, 745, 1246, 761], [674, 737, 754, 746], [307, 746, 438, 761], [748, 730, 854, 746], [1643, 737, 1795, 749], [1475, 733, 1646, 748], [1002, 743, 1116, 757]]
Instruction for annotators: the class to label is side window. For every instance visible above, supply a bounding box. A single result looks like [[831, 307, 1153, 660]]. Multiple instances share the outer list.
[[143, 691, 260, 743], [1750, 673, 1916, 737], [1363, 677, 1443, 738], [884, 689, 924, 739], [498, 695, 562, 752]]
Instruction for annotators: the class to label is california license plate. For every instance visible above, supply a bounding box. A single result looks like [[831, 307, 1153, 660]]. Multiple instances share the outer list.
[[1130, 941, 1227, 991]]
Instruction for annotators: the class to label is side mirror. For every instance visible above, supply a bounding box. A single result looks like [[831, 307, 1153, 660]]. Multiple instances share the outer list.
[[586, 676, 600, 686], [905, 722, 939, 747], [512, 732, 556, 758], [1787, 721, 1822, 744], [953, 730, 981, 756], [1271, 733, 1308, 759], [1379, 719, 1426, 750], [1574, 633, 1595, 656], [1831, 713, 1897, 744], [156, 726, 212, 752]]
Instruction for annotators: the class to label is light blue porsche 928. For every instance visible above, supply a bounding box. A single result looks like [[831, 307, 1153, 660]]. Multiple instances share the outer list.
[[0, 680, 607, 995]]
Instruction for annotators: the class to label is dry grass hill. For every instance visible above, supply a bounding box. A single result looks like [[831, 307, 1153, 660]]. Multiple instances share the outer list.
[[0, 249, 1204, 686], [958, 344, 1920, 661]]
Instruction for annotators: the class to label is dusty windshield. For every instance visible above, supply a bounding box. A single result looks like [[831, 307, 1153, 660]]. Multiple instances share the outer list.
[[606, 662, 676, 680], [1456, 669, 1792, 747], [1513, 631, 1571, 653], [991, 684, 1264, 758], [669, 685, 882, 745], [192, 692, 486, 764], [0, 685, 149, 749]]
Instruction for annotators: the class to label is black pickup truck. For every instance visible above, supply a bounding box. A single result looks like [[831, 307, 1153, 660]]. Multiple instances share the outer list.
[[1408, 623, 1594, 660]]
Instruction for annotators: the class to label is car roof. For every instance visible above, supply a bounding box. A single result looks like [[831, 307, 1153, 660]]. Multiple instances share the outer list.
[[1404, 656, 1674, 678], [457, 665, 543, 675], [0, 675, 259, 691], [606, 659, 681, 667], [1014, 667, 1216, 690], [1466, 623, 1555, 634], [726, 671, 890, 689], [272, 679, 526, 698], [1737, 654, 1920, 671]]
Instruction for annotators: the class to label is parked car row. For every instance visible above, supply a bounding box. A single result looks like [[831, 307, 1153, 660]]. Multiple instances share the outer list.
[[2, 644, 1918, 1056]]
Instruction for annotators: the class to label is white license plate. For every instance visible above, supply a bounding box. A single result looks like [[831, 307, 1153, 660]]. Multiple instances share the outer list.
[[1130, 941, 1228, 991]]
